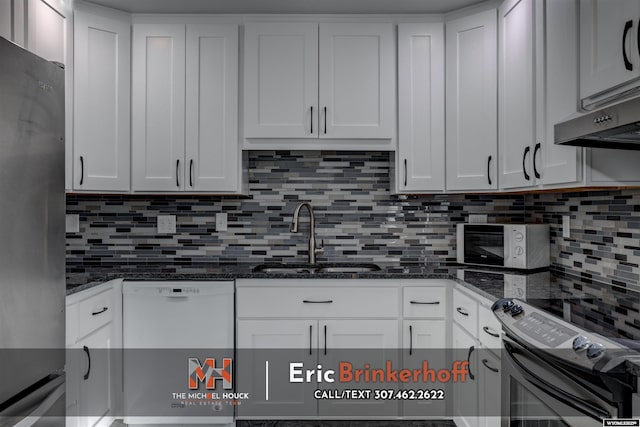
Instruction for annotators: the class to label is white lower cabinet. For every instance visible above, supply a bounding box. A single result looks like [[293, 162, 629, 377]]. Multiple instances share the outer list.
[[66, 280, 122, 427], [452, 322, 479, 427], [236, 279, 458, 420], [236, 280, 401, 419], [452, 286, 501, 427]]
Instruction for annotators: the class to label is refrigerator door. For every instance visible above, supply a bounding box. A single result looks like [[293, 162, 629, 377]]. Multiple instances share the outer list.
[[0, 37, 65, 405]]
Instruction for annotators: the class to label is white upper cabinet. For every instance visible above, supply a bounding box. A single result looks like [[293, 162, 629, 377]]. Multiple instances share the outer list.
[[243, 21, 395, 149], [396, 23, 445, 193], [499, 0, 538, 190], [185, 24, 239, 192], [132, 23, 186, 192], [73, 2, 130, 192], [319, 23, 394, 139], [243, 22, 318, 139], [540, 0, 582, 186], [0, 1, 12, 40], [580, 0, 640, 106], [445, 10, 498, 192], [26, 0, 67, 64], [132, 21, 240, 193]]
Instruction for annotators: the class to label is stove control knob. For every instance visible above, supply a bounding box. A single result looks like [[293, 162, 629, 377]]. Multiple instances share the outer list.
[[586, 343, 605, 359], [502, 300, 515, 311], [510, 304, 524, 316], [572, 336, 590, 351]]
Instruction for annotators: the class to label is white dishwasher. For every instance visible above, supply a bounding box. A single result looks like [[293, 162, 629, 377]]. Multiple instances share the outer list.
[[123, 281, 235, 426]]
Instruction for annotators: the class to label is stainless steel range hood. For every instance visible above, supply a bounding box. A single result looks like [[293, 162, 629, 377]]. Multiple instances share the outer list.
[[555, 96, 640, 150]]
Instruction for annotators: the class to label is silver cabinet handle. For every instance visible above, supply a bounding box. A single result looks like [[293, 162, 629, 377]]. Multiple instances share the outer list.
[[303, 300, 333, 304], [467, 346, 475, 380], [310, 106, 313, 134], [487, 155, 492, 186], [309, 324, 313, 355], [410, 300, 440, 305]]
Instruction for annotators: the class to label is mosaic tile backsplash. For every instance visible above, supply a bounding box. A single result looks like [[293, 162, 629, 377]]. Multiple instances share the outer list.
[[527, 189, 640, 292], [65, 151, 525, 272], [66, 151, 640, 292]]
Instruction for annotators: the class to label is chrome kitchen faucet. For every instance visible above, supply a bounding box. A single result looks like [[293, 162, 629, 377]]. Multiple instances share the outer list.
[[290, 202, 323, 265]]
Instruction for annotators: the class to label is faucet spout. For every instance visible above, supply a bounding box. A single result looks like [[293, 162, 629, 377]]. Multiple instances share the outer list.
[[290, 202, 320, 265]]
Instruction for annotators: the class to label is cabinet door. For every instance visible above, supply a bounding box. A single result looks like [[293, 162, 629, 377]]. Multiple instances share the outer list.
[[478, 350, 501, 427], [580, 0, 640, 101], [319, 319, 400, 417], [397, 23, 445, 192], [26, 0, 66, 64], [185, 24, 239, 192], [319, 23, 395, 139], [77, 325, 114, 427], [541, 0, 582, 186], [402, 320, 447, 418], [236, 319, 318, 418], [73, 4, 130, 192], [132, 24, 186, 191], [244, 22, 318, 139], [499, 0, 537, 190], [452, 323, 479, 427], [446, 10, 498, 191], [0, 1, 11, 40]]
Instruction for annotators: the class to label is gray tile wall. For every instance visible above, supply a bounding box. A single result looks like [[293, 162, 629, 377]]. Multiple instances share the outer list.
[[66, 151, 640, 291], [526, 189, 640, 292], [66, 151, 525, 272]]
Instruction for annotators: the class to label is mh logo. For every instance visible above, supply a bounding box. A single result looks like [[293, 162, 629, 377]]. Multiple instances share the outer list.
[[188, 358, 233, 390]]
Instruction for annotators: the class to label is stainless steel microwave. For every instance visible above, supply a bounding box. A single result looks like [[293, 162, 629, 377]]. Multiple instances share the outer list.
[[456, 224, 550, 270]]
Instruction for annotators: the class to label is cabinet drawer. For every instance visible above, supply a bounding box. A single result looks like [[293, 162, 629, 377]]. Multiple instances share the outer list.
[[478, 304, 502, 350], [237, 287, 399, 318], [77, 288, 114, 339], [452, 288, 478, 336], [403, 287, 447, 318]]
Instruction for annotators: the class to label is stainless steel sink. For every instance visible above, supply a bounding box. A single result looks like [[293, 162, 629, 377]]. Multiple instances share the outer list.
[[315, 264, 381, 273], [253, 263, 381, 274]]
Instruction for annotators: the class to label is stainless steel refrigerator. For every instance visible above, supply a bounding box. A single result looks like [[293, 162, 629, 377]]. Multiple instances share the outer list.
[[0, 37, 66, 425]]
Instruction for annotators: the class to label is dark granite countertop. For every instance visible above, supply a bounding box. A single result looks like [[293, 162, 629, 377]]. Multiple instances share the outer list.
[[66, 263, 461, 295]]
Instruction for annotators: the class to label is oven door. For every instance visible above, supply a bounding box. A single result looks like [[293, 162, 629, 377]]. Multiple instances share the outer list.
[[501, 335, 618, 427]]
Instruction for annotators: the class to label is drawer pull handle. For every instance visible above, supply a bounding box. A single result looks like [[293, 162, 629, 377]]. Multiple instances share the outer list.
[[303, 300, 333, 304], [483, 326, 500, 338], [482, 358, 499, 373], [309, 325, 313, 355], [456, 307, 469, 316], [410, 301, 440, 305], [83, 346, 91, 380], [91, 307, 108, 316]]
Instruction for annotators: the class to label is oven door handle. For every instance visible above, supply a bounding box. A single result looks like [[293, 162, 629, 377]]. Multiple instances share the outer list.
[[503, 340, 612, 421]]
